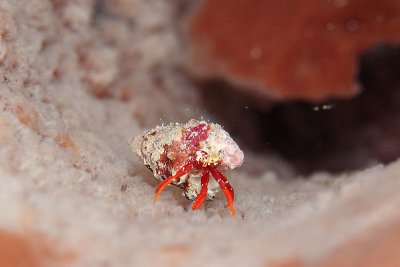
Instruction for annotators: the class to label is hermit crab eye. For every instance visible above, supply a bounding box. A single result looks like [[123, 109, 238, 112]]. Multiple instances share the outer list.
[[131, 119, 244, 218]]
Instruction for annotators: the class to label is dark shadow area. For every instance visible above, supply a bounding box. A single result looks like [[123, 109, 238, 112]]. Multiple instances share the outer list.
[[200, 44, 400, 174]]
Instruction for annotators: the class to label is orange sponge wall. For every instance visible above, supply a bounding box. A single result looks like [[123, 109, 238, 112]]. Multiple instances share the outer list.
[[187, 0, 400, 102]]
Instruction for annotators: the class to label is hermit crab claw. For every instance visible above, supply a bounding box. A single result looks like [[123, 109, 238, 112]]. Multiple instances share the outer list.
[[191, 168, 210, 210], [209, 167, 235, 218], [153, 161, 236, 218], [192, 166, 235, 218]]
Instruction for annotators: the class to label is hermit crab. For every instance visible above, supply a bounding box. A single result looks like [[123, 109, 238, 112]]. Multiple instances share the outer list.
[[131, 119, 244, 217]]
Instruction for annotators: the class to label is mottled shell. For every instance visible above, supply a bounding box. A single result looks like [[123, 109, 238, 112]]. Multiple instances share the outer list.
[[131, 119, 244, 200]]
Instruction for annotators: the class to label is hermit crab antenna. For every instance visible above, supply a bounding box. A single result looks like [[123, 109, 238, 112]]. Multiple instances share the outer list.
[[154, 162, 194, 204], [210, 167, 236, 218], [192, 168, 210, 210]]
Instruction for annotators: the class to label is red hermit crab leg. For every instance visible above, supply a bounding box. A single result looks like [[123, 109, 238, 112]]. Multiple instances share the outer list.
[[210, 167, 236, 218], [192, 168, 210, 210], [213, 168, 234, 200], [154, 162, 194, 204]]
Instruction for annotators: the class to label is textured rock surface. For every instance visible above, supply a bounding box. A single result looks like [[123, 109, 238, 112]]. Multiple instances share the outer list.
[[0, 1, 399, 266], [187, 0, 400, 101]]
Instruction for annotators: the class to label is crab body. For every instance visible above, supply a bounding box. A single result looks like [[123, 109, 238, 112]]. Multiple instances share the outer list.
[[131, 119, 244, 217]]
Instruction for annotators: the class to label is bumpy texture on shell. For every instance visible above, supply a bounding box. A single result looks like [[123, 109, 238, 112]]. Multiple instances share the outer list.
[[131, 119, 244, 200]]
